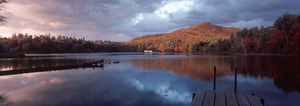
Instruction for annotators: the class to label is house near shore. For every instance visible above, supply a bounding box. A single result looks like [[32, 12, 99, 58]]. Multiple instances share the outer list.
[[144, 50, 153, 52]]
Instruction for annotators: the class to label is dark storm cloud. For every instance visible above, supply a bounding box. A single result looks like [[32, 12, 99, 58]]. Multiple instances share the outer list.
[[3, 0, 160, 41], [172, 0, 300, 28], [188, 10, 206, 18], [0, 0, 300, 41], [202, 0, 232, 6]]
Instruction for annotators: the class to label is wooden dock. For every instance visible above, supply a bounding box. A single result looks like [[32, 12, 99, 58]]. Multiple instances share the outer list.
[[191, 89, 262, 106], [0, 59, 104, 76]]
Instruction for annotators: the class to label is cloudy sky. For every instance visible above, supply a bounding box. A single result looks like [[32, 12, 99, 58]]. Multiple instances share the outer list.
[[0, 0, 299, 42]]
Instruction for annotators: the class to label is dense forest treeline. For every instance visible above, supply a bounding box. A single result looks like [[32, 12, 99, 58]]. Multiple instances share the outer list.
[[0, 12, 299, 55], [232, 12, 300, 55], [0, 34, 137, 53]]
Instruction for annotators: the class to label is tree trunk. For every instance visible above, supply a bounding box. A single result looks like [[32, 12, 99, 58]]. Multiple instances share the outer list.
[[241, 39, 247, 53], [285, 31, 289, 50], [242, 45, 246, 53]]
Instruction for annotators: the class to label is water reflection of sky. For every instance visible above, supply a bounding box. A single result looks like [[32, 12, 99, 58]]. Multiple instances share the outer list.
[[0, 64, 207, 106], [1, 53, 300, 106], [2, 65, 297, 106]]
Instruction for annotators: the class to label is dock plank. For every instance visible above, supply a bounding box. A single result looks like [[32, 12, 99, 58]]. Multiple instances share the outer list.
[[215, 91, 226, 106], [203, 90, 215, 106], [245, 94, 263, 106], [226, 92, 238, 106], [191, 89, 206, 106], [191, 89, 262, 106], [236, 93, 250, 106]]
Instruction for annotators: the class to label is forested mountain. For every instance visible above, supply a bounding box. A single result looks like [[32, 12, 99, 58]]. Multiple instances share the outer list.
[[126, 22, 241, 52], [128, 22, 241, 43]]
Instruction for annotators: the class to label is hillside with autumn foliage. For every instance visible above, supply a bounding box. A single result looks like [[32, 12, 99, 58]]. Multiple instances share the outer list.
[[126, 22, 242, 52], [124, 13, 300, 55]]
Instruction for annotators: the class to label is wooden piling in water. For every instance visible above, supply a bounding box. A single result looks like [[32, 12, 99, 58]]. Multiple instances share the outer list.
[[192, 93, 196, 102], [214, 66, 216, 91], [192, 67, 264, 106], [235, 67, 237, 93], [260, 98, 265, 106]]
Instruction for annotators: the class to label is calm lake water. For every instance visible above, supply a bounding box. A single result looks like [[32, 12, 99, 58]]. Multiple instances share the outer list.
[[0, 52, 299, 106]]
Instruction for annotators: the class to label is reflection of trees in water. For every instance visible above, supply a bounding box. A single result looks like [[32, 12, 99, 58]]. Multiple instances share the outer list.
[[273, 69, 300, 94], [0, 58, 89, 71], [130, 56, 236, 81], [0, 92, 13, 106], [130, 55, 300, 93], [227, 55, 300, 93]]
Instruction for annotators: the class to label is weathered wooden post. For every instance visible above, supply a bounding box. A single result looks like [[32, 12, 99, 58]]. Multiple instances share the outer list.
[[214, 66, 216, 91], [260, 99, 265, 106], [192, 93, 196, 102], [234, 67, 237, 93]]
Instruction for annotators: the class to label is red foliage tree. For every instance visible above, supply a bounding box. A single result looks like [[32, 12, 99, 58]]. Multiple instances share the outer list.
[[179, 45, 184, 52], [289, 27, 300, 55], [265, 27, 285, 53]]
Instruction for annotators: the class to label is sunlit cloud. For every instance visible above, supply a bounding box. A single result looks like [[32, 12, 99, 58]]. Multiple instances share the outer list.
[[134, 13, 144, 25], [155, 1, 193, 18], [130, 79, 144, 90], [155, 85, 192, 103]]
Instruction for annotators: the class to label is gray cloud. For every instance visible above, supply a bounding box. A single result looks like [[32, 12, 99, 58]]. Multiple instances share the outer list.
[[0, 0, 299, 41]]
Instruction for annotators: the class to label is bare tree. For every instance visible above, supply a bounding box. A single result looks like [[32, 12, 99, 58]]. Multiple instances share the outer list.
[[240, 38, 247, 53]]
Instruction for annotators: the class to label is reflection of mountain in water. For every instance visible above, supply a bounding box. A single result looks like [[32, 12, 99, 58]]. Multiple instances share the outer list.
[[130, 55, 300, 93], [129, 56, 236, 81]]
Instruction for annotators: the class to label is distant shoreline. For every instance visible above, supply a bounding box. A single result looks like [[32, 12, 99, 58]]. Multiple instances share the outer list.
[[22, 52, 293, 57], [0, 53, 25, 58]]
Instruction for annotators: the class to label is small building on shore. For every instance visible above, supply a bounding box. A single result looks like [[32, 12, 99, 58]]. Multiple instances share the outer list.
[[144, 50, 153, 52]]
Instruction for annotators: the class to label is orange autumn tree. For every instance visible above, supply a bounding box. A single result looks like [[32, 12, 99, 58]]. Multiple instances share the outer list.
[[157, 43, 165, 52], [265, 27, 285, 53], [289, 27, 300, 55]]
